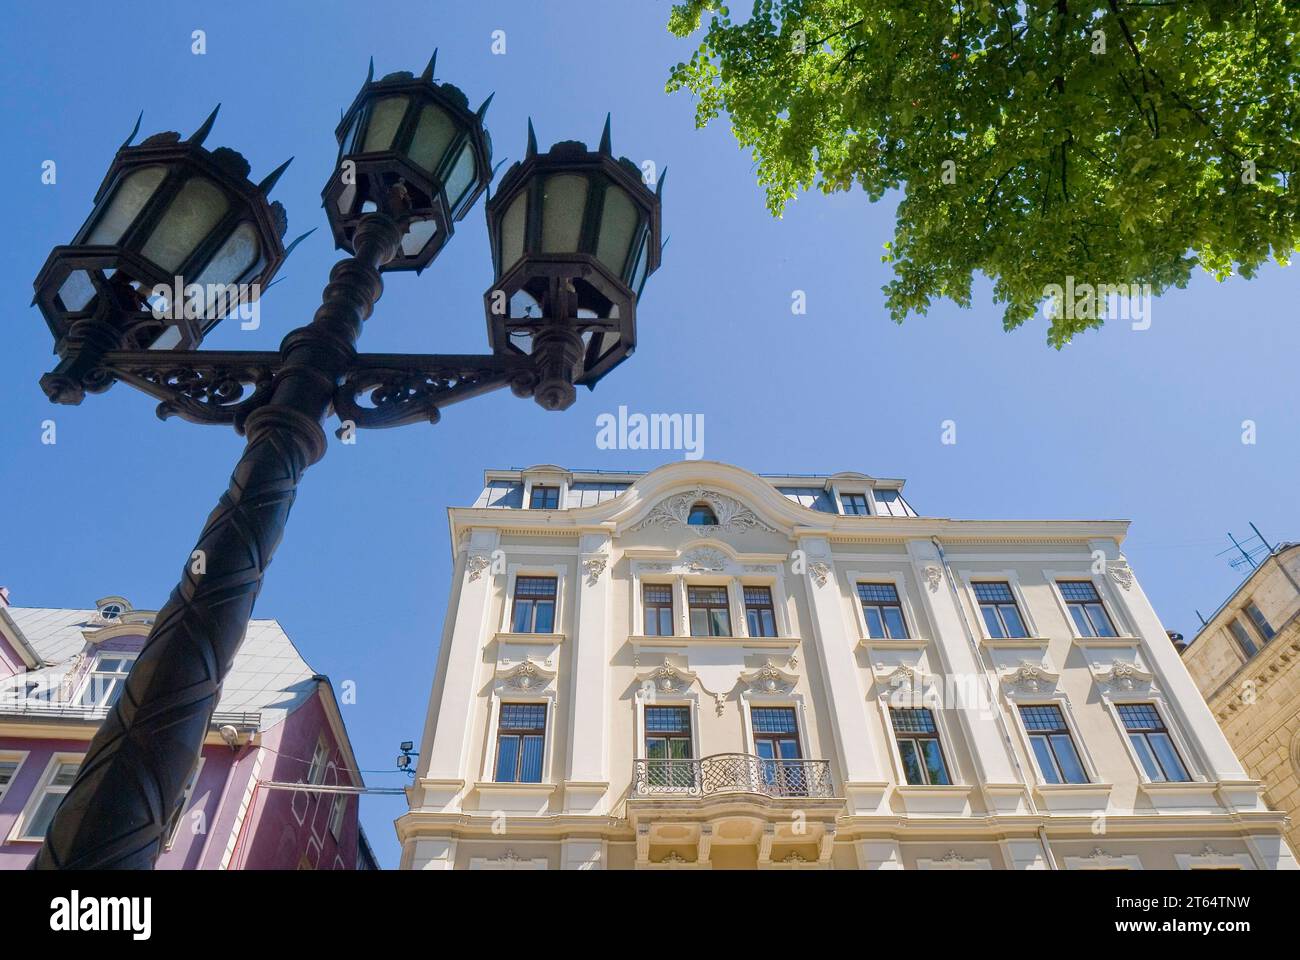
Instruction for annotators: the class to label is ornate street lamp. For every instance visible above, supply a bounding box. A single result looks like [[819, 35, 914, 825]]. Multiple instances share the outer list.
[[32, 107, 302, 404], [485, 116, 662, 411], [29, 55, 663, 870]]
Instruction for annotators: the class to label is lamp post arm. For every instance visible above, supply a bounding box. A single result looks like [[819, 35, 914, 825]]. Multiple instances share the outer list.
[[33, 211, 403, 870]]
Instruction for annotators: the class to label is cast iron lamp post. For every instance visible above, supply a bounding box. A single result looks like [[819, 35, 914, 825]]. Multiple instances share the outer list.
[[29, 54, 662, 870]]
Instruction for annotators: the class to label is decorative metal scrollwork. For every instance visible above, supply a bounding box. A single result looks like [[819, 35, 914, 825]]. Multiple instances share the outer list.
[[633, 754, 834, 799], [101, 350, 280, 430], [333, 353, 537, 430]]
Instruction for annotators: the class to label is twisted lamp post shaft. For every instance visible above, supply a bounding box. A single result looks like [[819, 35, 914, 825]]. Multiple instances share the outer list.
[[34, 213, 402, 869]]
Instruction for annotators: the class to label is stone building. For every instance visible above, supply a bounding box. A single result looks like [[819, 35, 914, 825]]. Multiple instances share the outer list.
[[397, 462, 1296, 870]]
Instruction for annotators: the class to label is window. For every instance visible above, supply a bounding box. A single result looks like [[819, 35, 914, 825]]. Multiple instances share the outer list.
[[644, 706, 694, 788], [306, 738, 330, 786], [511, 576, 557, 633], [1019, 705, 1089, 784], [76, 652, 137, 707], [686, 502, 717, 526], [0, 755, 23, 803], [495, 703, 546, 783], [1228, 618, 1258, 658], [1118, 703, 1190, 782], [1245, 601, 1275, 642], [974, 582, 1029, 639], [873, 489, 910, 517], [744, 586, 777, 637], [841, 492, 870, 515], [329, 792, 349, 840], [890, 708, 952, 785], [1058, 581, 1118, 638], [688, 586, 732, 637], [165, 759, 205, 849], [528, 485, 559, 509], [857, 583, 909, 639], [751, 707, 805, 794], [17, 759, 80, 840], [642, 583, 675, 636]]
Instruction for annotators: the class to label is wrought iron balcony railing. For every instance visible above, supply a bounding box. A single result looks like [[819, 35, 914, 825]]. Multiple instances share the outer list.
[[633, 754, 835, 799]]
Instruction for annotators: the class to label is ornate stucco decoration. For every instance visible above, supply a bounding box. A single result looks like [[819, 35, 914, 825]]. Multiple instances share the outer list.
[[631, 487, 777, 538], [743, 564, 780, 574], [923, 564, 943, 592], [636, 658, 699, 696], [1000, 660, 1061, 694], [582, 554, 608, 585], [497, 658, 557, 692], [682, 548, 728, 573], [1097, 659, 1153, 692], [938, 850, 973, 865], [466, 554, 492, 581], [780, 851, 809, 864], [808, 561, 831, 588], [740, 659, 799, 696], [1107, 559, 1134, 591], [659, 851, 689, 865]]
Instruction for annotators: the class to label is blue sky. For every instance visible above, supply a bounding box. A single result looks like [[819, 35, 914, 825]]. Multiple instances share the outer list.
[[1, 2, 1295, 867]]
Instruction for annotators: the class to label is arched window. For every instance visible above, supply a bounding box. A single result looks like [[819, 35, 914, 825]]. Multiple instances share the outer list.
[[687, 502, 717, 526]]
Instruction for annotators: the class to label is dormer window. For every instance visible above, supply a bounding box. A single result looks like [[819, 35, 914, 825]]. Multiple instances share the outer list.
[[687, 502, 717, 526], [77, 653, 137, 708], [99, 603, 124, 621], [840, 493, 870, 515]]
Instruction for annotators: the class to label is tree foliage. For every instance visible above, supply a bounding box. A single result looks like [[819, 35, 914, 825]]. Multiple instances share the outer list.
[[667, 1, 1299, 344]]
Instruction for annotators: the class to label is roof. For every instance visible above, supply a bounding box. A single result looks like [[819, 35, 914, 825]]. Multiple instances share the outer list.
[[1189, 542, 1300, 646], [2, 607, 317, 729]]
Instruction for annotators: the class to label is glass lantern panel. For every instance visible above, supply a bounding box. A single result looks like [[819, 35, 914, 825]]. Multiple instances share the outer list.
[[141, 176, 230, 273], [407, 104, 456, 174], [400, 218, 438, 256], [362, 97, 408, 153], [341, 111, 363, 155], [57, 271, 97, 311], [86, 166, 167, 245], [540, 174, 588, 253], [595, 186, 639, 278], [336, 181, 356, 215], [443, 143, 476, 210], [499, 190, 527, 273], [630, 232, 650, 295], [193, 222, 260, 288]]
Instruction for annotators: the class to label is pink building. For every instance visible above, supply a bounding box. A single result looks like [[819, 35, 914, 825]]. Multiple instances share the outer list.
[[0, 590, 377, 869]]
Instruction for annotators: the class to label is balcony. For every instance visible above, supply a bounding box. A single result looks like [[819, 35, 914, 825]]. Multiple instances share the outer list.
[[633, 754, 834, 799]]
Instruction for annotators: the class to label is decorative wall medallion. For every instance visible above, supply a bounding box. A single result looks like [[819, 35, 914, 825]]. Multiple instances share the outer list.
[[499, 659, 556, 691], [1107, 559, 1134, 591], [808, 561, 831, 588], [1099, 659, 1152, 691], [924, 564, 943, 592], [714, 693, 726, 717], [582, 555, 608, 585], [682, 548, 728, 573], [632, 487, 777, 538], [467, 554, 492, 581], [638, 658, 697, 695]]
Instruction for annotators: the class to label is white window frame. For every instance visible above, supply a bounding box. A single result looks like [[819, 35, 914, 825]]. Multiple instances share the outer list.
[[739, 691, 812, 761], [1045, 571, 1132, 639], [306, 736, 330, 788], [482, 689, 557, 785], [637, 576, 680, 638], [521, 473, 569, 512], [845, 568, 925, 642], [1101, 695, 1205, 785], [875, 692, 965, 787], [7, 752, 84, 843], [634, 690, 702, 765], [165, 756, 207, 850], [500, 563, 567, 636], [328, 790, 349, 841], [0, 750, 29, 805], [1006, 696, 1101, 787], [831, 484, 873, 516], [74, 650, 139, 707], [960, 571, 1040, 640], [684, 575, 737, 639]]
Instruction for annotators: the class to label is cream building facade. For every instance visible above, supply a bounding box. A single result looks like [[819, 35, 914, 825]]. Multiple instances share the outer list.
[[397, 462, 1297, 870], [1182, 543, 1300, 856]]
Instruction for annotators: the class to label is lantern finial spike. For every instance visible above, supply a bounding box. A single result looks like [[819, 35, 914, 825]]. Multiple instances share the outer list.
[[189, 104, 221, 146], [284, 227, 317, 258], [421, 49, 438, 81], [476, 92, 495, 121], [121, 111, 143, 150], [526, 118, 537, 158], [656, 166, 668, 197], [366, 56, 374, 84], [599, 113, 612, 155], [259, 157, 294, 195]]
